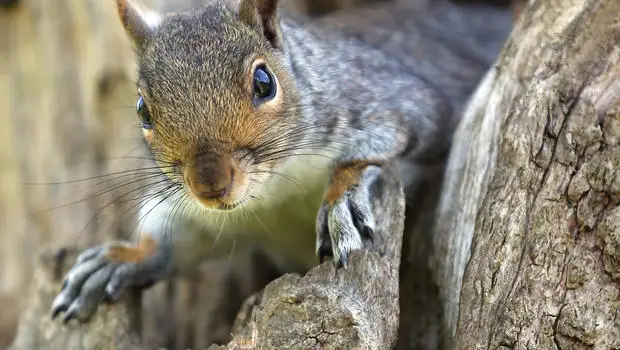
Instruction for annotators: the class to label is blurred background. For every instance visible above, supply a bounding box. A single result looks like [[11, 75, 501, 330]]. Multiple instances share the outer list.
[[0, 0, 513, 348]]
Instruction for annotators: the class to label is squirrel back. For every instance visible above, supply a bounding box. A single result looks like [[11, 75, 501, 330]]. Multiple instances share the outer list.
[[305, 0, 512, 124]]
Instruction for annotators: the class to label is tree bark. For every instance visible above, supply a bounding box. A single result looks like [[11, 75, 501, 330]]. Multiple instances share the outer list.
[[433, 0, 620, 348]]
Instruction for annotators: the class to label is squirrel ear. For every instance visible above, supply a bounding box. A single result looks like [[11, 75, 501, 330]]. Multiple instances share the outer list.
[[238, 0, 282, 49], [116, 0, 161, 48]]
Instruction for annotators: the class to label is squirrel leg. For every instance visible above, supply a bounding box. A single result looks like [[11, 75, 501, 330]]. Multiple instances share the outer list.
[[315, 90, 450, 266], [50, 232, 172, 323], [316, 160, 384, 267], [50, 191, 240, 324]]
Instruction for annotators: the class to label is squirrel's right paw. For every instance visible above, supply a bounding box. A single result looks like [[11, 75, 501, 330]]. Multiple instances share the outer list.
[[50, 234, 170, 323], [316, 162, 382, 267]]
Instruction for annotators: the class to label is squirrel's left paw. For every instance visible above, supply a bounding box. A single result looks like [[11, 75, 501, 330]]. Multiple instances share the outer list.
[[316, 162, 382, 267], [50, 234, 170, 323]]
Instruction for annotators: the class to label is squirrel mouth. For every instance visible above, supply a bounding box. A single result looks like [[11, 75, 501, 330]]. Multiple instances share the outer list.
[[183, 184, 248, 212], [185, 189, 242, 212], [216, 201, 241, 211], [181, 157, 254, 212]]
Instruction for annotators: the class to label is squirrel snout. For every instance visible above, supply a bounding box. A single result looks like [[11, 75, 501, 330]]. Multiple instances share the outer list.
[[184, 155, 235, 202]]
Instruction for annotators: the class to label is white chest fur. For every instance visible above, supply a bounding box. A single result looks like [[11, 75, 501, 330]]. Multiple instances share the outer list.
[[137, 152, 333, 271]]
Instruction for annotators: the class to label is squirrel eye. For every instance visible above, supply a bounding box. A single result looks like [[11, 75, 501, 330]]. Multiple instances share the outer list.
[[136, 95, 153, 129], [252, 65, 276, 104]]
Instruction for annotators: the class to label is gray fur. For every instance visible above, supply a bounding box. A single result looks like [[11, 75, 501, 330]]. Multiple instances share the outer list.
[[51, 0, 512, 323], [318, 165, 381, 266], [51, 240, 173, 322]]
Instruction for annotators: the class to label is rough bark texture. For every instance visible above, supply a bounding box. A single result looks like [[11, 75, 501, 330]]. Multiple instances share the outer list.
[[9, 167, 405, 350], [434, 0, 620, 348]]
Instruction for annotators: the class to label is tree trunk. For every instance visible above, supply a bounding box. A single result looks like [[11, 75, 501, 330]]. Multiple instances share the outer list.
[[433, 0, 620, 348]]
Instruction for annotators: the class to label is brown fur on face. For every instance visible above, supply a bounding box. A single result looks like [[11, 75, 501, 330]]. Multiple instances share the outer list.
[[123, 2, 301, 211]]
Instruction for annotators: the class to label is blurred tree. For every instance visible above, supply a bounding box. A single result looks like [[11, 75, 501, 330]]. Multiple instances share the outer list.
[[0, 0, 18, 10]]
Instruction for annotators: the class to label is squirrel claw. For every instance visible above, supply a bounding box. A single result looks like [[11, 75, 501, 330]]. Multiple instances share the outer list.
[[316, 164, 380, 267], [62, 305, 78, 324], [50, 239, 170, 323], [50, 301, 67, 320]]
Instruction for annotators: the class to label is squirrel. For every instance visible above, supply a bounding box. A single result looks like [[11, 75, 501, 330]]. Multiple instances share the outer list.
[[50, 0, 512, 323]]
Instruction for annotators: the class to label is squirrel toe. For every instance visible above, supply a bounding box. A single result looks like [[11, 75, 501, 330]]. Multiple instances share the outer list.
[[316, 163, 381, 267]]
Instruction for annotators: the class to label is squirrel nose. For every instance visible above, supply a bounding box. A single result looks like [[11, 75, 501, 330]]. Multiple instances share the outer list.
[[185, 155, 234, 200]]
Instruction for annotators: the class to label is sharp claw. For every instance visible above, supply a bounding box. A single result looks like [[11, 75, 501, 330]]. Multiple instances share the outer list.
[[51, 305, 64, 320], [362, 225, 374, 242], [50, 292, 71, 320], [102, 291, 113, 304], [338, 254, 349, 269], [62, 307, 77, 324], [105, 283, 123, 302]]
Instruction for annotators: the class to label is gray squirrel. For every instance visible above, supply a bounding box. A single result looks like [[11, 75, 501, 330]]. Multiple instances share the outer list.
[[51, 0, 513, 323]]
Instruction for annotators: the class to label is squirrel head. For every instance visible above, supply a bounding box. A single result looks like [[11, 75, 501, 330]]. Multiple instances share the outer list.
[[116, 0, 304, 211]]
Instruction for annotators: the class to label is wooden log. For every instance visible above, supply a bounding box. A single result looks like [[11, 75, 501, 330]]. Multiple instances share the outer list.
[[433, 0, 620, 348]]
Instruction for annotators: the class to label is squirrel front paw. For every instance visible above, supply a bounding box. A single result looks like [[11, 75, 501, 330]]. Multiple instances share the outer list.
[[316, 161, 382, 267], [51, 233, 171, 323]]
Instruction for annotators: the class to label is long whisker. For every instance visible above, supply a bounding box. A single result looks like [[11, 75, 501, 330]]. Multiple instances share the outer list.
[[26, 173, 173, 217], [72, 180, 179, 245], [133, 186, 185, 239], [113, 181, 183, 235], [249, 170, 311, 206], [21, 165, 176, 186]]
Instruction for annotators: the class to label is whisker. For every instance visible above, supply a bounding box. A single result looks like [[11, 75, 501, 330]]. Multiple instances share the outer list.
[[249, 170, 309, 201], [165, 188, 189, 242], [26, 173, 173, 217], [21, 165, 176, 186], [71, 180, 179, 245], [248, 207, 272, 238], [133, 186, 184, 239], [114, 182, 182, 241]]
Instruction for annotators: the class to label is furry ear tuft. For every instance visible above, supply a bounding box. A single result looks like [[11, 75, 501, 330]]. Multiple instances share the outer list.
[[238, 0, 282, 49], [116, 0, 161, 49]]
